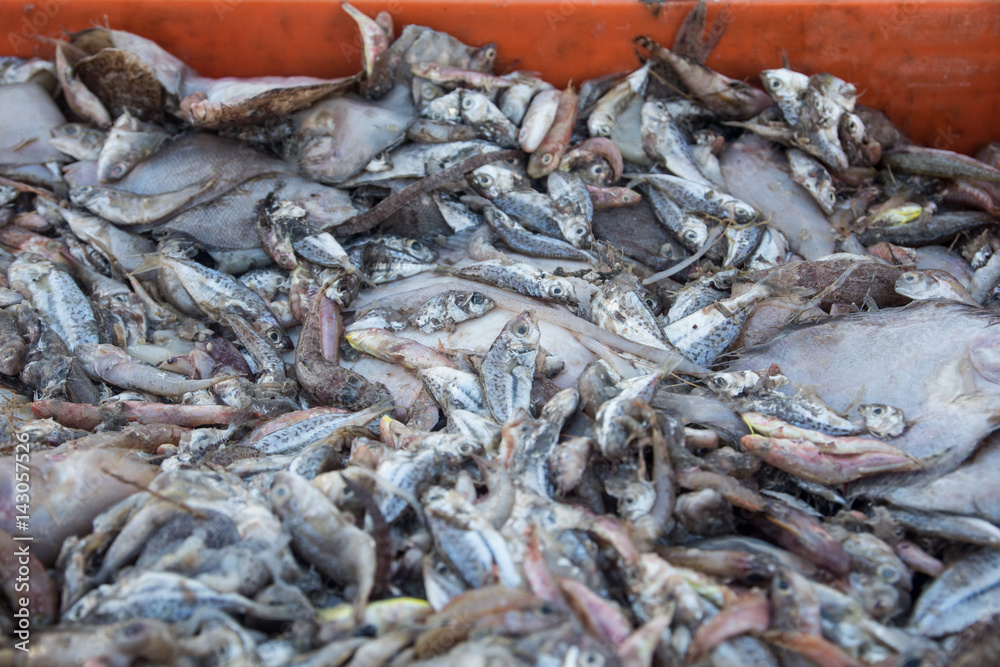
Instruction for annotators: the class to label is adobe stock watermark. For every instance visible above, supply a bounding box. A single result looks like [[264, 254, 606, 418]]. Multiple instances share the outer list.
[[876, 0, 930, 40], [7, 0, 72, 51]]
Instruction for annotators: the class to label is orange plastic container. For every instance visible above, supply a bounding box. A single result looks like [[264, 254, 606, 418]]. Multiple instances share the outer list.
[[2, 0, 998, 154]]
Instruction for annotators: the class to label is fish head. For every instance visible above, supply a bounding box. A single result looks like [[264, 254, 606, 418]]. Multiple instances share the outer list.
[[97, 157, 131, 182], [542, 277, 577, 306]]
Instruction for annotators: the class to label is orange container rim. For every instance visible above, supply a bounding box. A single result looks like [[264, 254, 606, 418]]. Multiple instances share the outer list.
[[2, 0, 998, 153]]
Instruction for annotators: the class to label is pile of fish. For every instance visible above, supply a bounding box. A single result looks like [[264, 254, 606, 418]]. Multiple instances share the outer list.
[[3, 2, 1000, 664]]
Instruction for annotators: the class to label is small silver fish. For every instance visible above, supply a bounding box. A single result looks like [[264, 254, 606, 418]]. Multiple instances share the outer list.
[[409, 290, 496, 333], [480, 311, 540, 423], [49, 123, 106, 161], [97, 111, 169, 182]]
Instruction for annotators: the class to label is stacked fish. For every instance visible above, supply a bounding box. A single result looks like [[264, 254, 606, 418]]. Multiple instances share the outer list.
[[2, 2, 1000, 664]]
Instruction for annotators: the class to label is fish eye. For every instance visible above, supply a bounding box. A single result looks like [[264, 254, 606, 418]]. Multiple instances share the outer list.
[[461, 94, 475, 110], [590, 164, 607, 177], [267, 330, 283, 343], [504, 156, 520, 166], [871, 406, 884, 415], [540, 153, 554, 165], [621, 193, 635, 204], [338, 387, 359, 403], [574, 226, 586, 236], [550, 286, 563, 296], [430, 110, 443, 121], [683, 230, 700, 242], [624, 496, 635, 505], [538, 603, 554, 615], [347, 375, 365, 387], [435, 562, 449, 574], [644, 297, 656, 309], [273, 484, 289, 499], [476, 173, 493, 187], [408, 240, 423, 250], [421, 84, 437, 99], [66, 125, 80, 135], [117, 621, 147, 639], [827, 192, 836, 202], [483, 46, 497, 59], [110, 162, 127, 177], [471, 293, 484, 305], [877, 564, 900, 584], [654, 101, 666, 112], [514, 323, 528, 336], [770, 78, 781, 89]]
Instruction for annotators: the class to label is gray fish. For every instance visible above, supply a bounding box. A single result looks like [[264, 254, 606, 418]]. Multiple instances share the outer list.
[[290, 89, 413, 184], [729, 301, 1000, 478], [910, 549, 1000, 637], [592, 272, 671, 351], [454, 258, 578, 309], [640, 99, 712, 186], [8, 253, 99, 352], [65, 571, 305, 624], [409, 290, 496, 333], [459, 89, 519, 148], [895, 269, 978, 306], [419, 366, 491, 418], [480, 311, 540, 423], [97, 110, 169, 182], [721, 134, 836, 260], [760, 68, 810, 125], [786, 148, 837, 216], [70, 179, 214, 226], [49, 124, 106, 161], [134, 254, 288, 348]]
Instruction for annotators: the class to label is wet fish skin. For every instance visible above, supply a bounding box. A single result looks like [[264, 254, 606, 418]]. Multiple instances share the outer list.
[[8, 253, 100, 352], [454, 258, 579, 309], [76, 342, 236, 397], [70, 179, 213, 226], [640, 99, 712, 186], [485, 205, 592, 261], [459, 89, 519, 148], [0, 307, 26, 375], [636, 37, 773, 120], [787, 148, 836, 215], [894, 268, 978, 305], [409, 289, 495, 333], [910, 549, 1000, 637], [49, 123, 106, 161], [547, 170, 595, 248], [135, 253, 288, 349], [97, 110, 169, 182], [65, 570, 305, 624], [272, 470, 376, 618], [256, 193, 305, 270], [420, 366, 491, 418], [591, 272, 671, 351], [588, 63, 650, 138], [481, 311, 540, 423], [760, 68, 809, 125]]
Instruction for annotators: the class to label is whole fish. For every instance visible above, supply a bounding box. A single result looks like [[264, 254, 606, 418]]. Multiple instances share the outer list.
[[134, 253, 289, 348], [480, 311, 540, 423]]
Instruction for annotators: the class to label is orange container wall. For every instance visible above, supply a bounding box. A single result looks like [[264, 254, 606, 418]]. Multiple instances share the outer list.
[[2, 0, 998, 154]]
